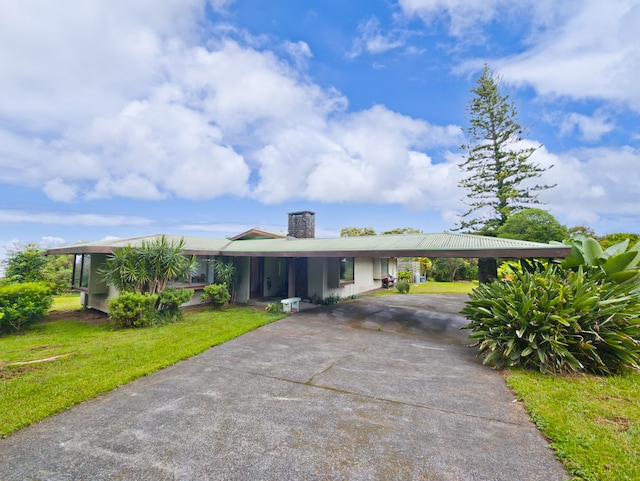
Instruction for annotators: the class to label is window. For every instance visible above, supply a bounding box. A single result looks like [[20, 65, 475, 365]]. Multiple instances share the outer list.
[[72, 254, 90, 289], [381, 258, 389, 276], [340, 257, 354, 283]]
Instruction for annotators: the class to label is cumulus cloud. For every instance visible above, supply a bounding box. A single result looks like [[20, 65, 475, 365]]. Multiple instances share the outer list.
[[528, 144, 640, 228], [559, 112, 616, 142], [497, 1, 640, 112], [251, 104, 463, 206], [1, 2, 466, 208]]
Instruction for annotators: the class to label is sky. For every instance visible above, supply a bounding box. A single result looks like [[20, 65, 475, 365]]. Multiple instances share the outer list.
[[1, 0, 639, 265]]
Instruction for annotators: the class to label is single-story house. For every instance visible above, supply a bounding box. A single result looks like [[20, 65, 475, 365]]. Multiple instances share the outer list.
[[46, 211, 571, 313]]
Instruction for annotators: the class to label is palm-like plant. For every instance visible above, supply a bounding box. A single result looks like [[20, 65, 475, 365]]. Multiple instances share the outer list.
[[101, 236, 198, 295]]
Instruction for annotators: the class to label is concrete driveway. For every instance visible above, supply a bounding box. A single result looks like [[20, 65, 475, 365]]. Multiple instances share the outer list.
[[0, 294, 569, 481]]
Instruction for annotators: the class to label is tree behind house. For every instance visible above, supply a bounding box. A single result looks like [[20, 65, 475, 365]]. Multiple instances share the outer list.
[[457, 65, 554, 235]]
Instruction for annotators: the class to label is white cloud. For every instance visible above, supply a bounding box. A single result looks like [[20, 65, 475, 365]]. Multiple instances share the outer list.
[[43, 178, 78, 202], [252, 104, 463, 206], [497, 1, 640, 112], [349, 16, 409, 58], [559, 112, 616, 142], [0, 210, 154, 227], [0, 1, 466, 208], [530, 144, 640, 228], [400, 0, 640, 112], [208, 0, 236, 13]]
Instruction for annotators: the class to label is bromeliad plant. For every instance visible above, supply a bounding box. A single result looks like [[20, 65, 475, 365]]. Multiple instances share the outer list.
[[462, 265, 640, 374], [556, 235, 640, 284]]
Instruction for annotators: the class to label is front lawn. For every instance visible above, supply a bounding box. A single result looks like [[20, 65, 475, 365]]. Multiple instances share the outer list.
[[0, 307, 285, 438], [51, 292, 82, 311], [507, 370, 640, 481], [373, 280, 476, 295]]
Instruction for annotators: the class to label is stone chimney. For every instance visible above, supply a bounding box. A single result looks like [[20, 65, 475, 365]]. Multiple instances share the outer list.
[[287, 211, 315, 238]]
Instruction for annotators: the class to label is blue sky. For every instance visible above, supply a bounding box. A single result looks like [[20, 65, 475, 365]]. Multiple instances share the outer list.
[[1, 0, 639, 264]]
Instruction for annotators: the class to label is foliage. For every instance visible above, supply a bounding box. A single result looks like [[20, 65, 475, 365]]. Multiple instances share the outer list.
[[397, 270, 412, 281], [101, 236, 198, 295], [0, 306, 286, 437], [457, 65, 554, 235], [567, 225, 596, 238], [395, 279, 411, 294], [431, 258, 478, 282], [201, 283, 231, 308], [419, 258, 432, 278], [340, 227, 376, 237], [108, 292, 158, 328], [3, 243, 47, 283], [265, 302, 281, 314], [214, 261, 238, 303], [0, 282, 53, 333], [380, 227, 423, 235], [557, 235, 640, 284], [496, 208, 567, 243], [42, 255, 74, 294], [507, 370, 640, 481], [156, 288, 193, 323], [598, 232, 640, 250], [319, 294, 341, 305], [462, 265, 640, 374]]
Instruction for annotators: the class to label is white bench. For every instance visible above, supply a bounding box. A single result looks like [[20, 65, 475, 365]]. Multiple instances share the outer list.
[[280, 297, 301, 313]]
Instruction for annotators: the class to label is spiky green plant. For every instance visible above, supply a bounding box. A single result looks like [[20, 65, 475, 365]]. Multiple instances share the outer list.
[[462, 265, 640, 374]]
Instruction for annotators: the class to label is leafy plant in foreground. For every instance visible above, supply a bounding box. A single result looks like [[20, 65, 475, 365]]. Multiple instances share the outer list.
[[556, 235, 640, 284], [462, 265, 640, 374], [201, 283, 231, 308], [109, 292, 158, 328], [156, 288, 194, 322], [0, 282, 53, 333]]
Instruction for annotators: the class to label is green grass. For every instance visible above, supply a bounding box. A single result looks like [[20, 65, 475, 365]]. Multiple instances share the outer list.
[[373, 280, 477, 295], [506, 369, 640, 481], [0, 307, 286, 438], [51, 293, 82, 311]]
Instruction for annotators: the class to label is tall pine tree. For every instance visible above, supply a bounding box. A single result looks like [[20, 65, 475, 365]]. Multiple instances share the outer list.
[[457, 65, 554, 235]]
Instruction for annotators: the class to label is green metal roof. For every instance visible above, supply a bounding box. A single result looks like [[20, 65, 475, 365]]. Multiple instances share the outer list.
[[46, 234, 231, 256], [221, 233, 570, 258], [47, 232, 570, 259]]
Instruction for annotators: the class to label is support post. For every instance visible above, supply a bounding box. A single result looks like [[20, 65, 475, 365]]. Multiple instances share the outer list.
[[478, 258, 497, 284], [288, 258, 296, 298]]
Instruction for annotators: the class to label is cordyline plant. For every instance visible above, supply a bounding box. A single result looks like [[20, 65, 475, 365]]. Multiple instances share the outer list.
[[100, 236, 198, 295], [462, 264, 640, 375]]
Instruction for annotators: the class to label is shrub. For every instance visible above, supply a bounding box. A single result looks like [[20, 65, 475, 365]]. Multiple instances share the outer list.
[[0, 282, 53, 332], [395, 279, 411, 294], [156, 288, 193, 323], [462, 265, 640, 374], [109, 292, 158, 328], [319, 294, 341, 305], [201, 283, 231, 308], [265, 302, 281, 314], [397, 271, 412, 281]]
